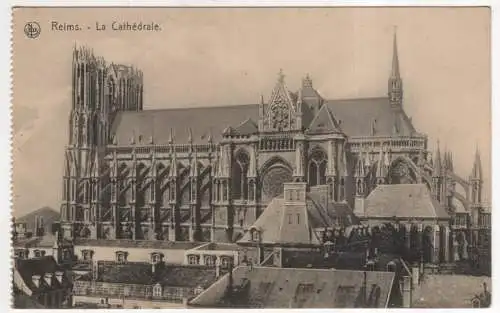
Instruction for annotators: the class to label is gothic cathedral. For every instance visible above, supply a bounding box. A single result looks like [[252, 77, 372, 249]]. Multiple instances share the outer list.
[[60, 34, 486, 244]]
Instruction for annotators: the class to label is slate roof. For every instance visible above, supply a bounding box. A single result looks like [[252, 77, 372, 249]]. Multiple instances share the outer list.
[[15, 256, 71, 293], [77, 261, 220, 289], [412, 275, 491, 308], [110, 94, 419, 145], [73, 238, 203, 250], [13, 287, 45, 309], [238, 191, 357, 246], [364, 184, 449, 219], [325, 98, 416, 137], [189, 266, 395, 308], [111, 104, 258, 145]]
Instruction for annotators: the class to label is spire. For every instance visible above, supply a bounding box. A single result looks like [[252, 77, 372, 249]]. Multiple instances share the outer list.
[[433, 140, 442, 176], [391, 27, 400, 78], [187, 128, 193, 144], [169, 150, 177, 177], [472, 145, 483, 180], [92, 151, 100, 178], [376, 148, 387, 179], [355, 152, 366, 177], [207, 129, 213, 144], [168, 128, 174, 145], [302, 74, 313, 88], [388, 26, 403, 108], [448, 151, 454, 172], [191, 151, 198, 177], [278, 69, 285, 84]]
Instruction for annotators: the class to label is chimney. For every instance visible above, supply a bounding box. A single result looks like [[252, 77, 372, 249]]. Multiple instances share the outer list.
[[39, 216, 44, 235], [401, 276, 412, 308], [411, 266, 419, 289], [92, 260, 99, 281], [55, 271, 64, 284], [32, 275, 41, 288], [44, 273, 53, 286], [284, 182, 307, 205], [34, 215, 39, 237], [226, 260, 234, 296], [215, 258, 221, 278]]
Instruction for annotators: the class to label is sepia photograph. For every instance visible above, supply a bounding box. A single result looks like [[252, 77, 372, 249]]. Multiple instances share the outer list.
[[10, 6, 491, 309]]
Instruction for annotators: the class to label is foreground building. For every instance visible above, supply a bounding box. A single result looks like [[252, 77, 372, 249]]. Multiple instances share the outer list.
[[72, 258, 225, 308], [12, 256, 73, 308], [189, 265, 412, 308]]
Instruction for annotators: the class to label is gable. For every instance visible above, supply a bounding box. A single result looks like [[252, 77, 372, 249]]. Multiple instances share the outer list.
[[307, 104, 342, 134]]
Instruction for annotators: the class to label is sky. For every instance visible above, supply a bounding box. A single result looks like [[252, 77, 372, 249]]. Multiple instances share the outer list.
[[11, 7, 491, 217]]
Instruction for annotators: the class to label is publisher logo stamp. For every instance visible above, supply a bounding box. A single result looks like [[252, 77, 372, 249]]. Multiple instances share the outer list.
[[24, 22, 41, 39]]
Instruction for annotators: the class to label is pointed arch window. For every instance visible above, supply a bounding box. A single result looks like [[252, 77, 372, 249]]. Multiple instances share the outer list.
[[232, 151, 250, 200], [63, 179, 69, 201], [92, 181, 99, 203], [308, 149, 327, 186]]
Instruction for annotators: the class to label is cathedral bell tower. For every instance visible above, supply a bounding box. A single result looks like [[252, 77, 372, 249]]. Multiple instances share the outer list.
[[61, 46, 144, 240]]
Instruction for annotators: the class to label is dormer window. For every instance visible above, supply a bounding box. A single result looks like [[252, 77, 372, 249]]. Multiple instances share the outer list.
[[204, 255, 216, 267], [194, 285, 204, 295], [34, 249, 42, 258], [153, 283, 162, 297], [220, 256, 232, 269], [15, 249, 28, 259], [188, 255, 200, 265], [250, 228, 260, 242], [151, 252, 162, 264], [82, 249, 94, 261], [116, 251, 128, 263]]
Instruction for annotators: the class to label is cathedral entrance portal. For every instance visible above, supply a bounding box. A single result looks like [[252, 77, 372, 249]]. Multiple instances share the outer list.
[[261, 164, 293, 203]]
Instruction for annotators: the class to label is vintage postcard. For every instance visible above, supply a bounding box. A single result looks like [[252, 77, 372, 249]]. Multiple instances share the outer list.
[[10, 6, 491, 309]]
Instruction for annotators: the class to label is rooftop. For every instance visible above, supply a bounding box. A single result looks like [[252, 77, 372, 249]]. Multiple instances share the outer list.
[[14, 256, 71, 293], [364, 184, 449, 219], [76, 261, 222, 289], [190, 266, 395, 308], [238, 187, 358, 246]]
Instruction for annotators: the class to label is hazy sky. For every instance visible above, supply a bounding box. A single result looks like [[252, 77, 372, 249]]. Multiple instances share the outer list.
[[12, 7, 491, 217]]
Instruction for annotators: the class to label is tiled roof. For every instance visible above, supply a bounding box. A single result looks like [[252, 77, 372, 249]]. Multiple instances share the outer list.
[[190, 266, 395, 308], [111, 104, 258, 145], [15, 256, 70, 293], [325, 98, 417, 137], [73, 238, 203, 250], [78, 261, 219, 288], [364, 184, 449, 219]]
